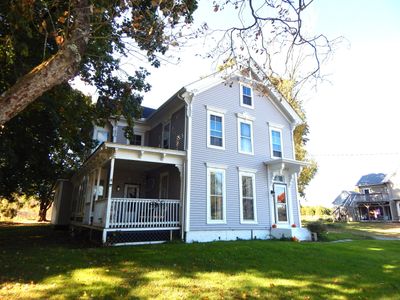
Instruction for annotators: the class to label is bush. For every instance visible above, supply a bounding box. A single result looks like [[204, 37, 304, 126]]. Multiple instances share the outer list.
[[306, 221, 327, 238]]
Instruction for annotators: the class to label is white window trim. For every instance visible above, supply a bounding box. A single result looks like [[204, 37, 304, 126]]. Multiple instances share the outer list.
[[206, 167, 227, 224], [269, 126, 284, 159], [95, 128, 109, 143], [240, 83, 254, 109], [159, 172, 169, 199], [207, 109, 225, 150], [237, 117, 254, 155], [273, 183, 290, 224], [239, 171, 258, 224]]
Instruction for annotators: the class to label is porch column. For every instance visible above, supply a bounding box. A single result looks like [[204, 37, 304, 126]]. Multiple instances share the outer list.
[[175, 163, 185, 240], [103, 156, 115, 243]]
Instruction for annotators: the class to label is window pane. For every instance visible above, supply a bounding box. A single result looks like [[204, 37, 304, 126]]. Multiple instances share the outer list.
[[271, 130, 282, 157], [243, 198, 254, 220], [211, 196, 223, 220], [210, 170, 224, 221], [97, 131, 108, 143], [242, 86, 252, 106], [277, 204, 288, 222], [242, 175, 255, 221], [129, 134, 142, 145], [241, 123, 251, 137], [240, 122, 252, 153], [210, 114, 223, 147], [242, 176, 253, 198]]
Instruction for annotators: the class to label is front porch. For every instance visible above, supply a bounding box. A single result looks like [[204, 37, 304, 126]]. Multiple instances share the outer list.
[[69, 143, 186, 245]]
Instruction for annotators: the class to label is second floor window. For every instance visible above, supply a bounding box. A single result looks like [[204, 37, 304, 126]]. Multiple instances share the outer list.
[[129, 134, 142, 146], [270, 129, 282, 158], [96, 130, 108, 143], [207, 108, 225, 149], [241, 84, 253, 108], [238, 119, 254, 154], [163, 123, 170, 148]]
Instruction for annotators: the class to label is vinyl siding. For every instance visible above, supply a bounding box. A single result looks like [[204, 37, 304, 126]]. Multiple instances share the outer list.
[[189, 80, 298, 231]]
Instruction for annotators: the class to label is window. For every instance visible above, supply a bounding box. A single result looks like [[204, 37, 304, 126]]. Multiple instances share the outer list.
[[270, 128, 283, 158], [129, 134, 143, 146], [240, 84, 253, 108], [239, 172, 257, 223], [162, 123, 170, 149], [96, 129, 108, 143], [273, 183, 288, 223], [207, 108, 225, 149], [207, 168, 226, 223], [159, 173, 169, 199], [238, 119, 254, 155]]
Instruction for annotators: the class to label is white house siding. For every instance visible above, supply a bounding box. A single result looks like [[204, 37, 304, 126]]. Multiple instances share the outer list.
[[189, 79, 298, 234]]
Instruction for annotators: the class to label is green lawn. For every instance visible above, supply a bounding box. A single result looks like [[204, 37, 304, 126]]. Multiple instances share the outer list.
[[0, 223, 399, 299]]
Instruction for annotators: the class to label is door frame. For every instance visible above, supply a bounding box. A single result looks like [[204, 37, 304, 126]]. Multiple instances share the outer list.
[[124, 184, 140, 198]]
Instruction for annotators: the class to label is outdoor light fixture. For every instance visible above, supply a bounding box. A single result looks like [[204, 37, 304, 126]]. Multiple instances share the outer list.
[[116, 185, 121, 191]]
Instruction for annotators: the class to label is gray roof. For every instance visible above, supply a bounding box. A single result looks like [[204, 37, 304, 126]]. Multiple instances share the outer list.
[[356, 173, 387, 187], [141, 106, 156, 119], [332, 190, 359, 206]]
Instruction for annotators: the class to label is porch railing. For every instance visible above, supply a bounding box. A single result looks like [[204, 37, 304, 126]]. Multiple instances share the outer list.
[[352, 193, 390, 204], [109, 198, 180, 229]]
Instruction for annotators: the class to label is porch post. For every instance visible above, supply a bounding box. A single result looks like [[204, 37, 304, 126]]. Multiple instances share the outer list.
[[88, 171, 96, 225], [176, 163, 185, 240], [103, 156, 115, 244]]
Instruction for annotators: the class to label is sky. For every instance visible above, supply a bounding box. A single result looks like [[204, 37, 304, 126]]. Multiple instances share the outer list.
[[75, 0, 400, 207]]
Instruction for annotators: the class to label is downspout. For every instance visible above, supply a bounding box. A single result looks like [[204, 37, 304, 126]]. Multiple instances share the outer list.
[[291, 123, 302, 227], [179, 90, 194, 241]]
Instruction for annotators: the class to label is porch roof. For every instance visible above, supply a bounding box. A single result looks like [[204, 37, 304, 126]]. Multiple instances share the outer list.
[[264, 158, 308, 175], [73, 142, 186, 181]]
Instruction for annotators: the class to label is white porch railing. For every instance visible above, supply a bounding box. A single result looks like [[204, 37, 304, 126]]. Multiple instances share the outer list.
[[109, 198, 181, 229]]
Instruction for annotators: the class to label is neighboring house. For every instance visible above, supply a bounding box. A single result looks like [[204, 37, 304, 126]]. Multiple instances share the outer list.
[[333, 173, 400, 222], [51, 71, 310, 245]]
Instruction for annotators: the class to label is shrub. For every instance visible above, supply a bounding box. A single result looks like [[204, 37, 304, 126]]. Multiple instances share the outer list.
[[306, 221, 327, 238]]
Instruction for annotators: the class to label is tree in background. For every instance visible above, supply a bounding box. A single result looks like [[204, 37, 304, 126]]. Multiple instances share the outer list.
[[0, 84, 96, 221], [271, 77, 318, 198]]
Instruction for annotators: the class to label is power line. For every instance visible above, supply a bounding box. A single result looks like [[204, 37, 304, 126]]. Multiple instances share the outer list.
[[310, 152, 400, 158]]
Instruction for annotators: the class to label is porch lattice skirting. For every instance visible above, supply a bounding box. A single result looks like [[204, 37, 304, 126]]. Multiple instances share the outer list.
[[109, 198, 181, 229]]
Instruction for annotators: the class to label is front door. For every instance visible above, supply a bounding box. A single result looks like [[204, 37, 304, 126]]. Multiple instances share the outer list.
[[124, 184, 140, 198]]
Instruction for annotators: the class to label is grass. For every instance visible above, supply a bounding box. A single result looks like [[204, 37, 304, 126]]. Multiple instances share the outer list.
[[0, 223, 399, 299]]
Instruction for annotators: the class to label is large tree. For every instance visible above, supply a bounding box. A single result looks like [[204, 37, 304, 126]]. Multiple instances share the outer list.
[[0, 0, 198, 135], [0, 84, 96, 221]]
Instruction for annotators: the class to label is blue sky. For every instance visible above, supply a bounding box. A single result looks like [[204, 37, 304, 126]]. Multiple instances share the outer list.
[[76, 1, 400, 207]]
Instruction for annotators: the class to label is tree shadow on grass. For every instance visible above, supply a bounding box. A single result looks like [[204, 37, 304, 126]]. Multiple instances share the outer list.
[[0, 223, 399, 299]]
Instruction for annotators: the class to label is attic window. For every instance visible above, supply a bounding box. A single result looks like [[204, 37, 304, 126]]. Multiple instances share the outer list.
[[240, 84, 253, 108]]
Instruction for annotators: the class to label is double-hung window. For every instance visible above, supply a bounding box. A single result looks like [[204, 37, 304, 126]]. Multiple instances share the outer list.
[[96, 129, 108, 144], [159, 172, 169, 199], [240, 84, 253, 108], [270, 127, 283, 158], [273, 183, 288, 223], [239, 171, 257, 223], [237, 116, 254, 155], [206, 106, 226, 149], [207, 167, 226, 223]]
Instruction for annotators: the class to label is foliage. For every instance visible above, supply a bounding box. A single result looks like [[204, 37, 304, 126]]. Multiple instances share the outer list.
[[0, 84, 96, 220], [306, 221, 327, 238], [270, 77, 318, 197], [0, 0, 198, 134], [0, 224, 399, 299], [301, 205, 332, 217]]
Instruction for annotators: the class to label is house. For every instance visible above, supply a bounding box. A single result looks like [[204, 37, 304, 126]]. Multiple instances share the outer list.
[[51, 71, 311, 245], [333, 173, 400, 222]]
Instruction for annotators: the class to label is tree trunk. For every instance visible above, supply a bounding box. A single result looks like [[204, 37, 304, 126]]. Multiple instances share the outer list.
[[38, 200, 52, 222], [0, 0, 92, 125]]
